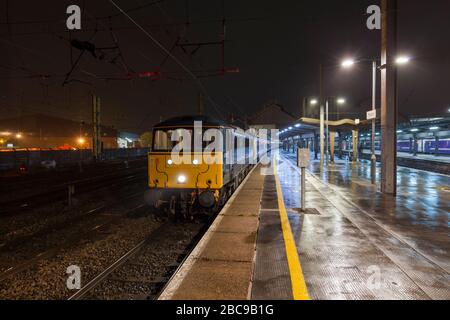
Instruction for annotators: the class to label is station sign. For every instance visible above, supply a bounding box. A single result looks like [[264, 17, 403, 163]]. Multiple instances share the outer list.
[[297, 148, 310, 168], [367, 109, 377, 120]]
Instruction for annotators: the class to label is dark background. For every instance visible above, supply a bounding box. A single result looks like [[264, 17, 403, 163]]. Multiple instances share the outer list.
[[1, 0, 449, 133]]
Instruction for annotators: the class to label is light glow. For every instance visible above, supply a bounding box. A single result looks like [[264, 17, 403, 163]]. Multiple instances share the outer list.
[[396, 56, 410, 65], [341, 59, 355, 68], [167, 159, 173, 165], [177, 175, 187, 184]]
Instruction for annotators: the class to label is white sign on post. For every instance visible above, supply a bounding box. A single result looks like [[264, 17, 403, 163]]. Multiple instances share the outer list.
[[297, 148, 310, 168], [367, 109, 377, 120]]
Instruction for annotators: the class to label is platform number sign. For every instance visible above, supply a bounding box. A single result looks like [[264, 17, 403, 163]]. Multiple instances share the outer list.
[[297, 149, 310, 168], [367, 109, 377, 120]]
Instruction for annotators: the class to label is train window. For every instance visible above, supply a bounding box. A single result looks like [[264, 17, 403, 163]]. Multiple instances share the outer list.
[[153, 129, 195, 151], [153, 130, 185, 151], [153, 130, 170, 151]]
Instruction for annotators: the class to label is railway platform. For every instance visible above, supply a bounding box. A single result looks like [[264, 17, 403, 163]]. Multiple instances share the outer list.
[[160, 153, 450, 300]]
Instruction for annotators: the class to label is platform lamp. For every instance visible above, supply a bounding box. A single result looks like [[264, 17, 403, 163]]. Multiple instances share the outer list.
[[341, 55, 410, 185]]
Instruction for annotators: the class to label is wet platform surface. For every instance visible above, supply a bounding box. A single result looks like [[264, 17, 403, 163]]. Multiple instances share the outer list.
[[160, 153, 449, 300], [281, 151, 449, 299]]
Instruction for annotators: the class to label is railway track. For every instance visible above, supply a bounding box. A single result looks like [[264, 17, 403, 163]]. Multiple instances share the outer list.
[[0, 167, 147, 216], [0, 158, 146, 193], [68, 219, 209, 300], [0, 198, 149, 282]]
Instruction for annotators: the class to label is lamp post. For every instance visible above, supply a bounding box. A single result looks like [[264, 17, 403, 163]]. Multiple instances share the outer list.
[[324, 97, 346, 164], [341, 55, 410, 185], [370, 59, 377, 184], [77, 137, 85, 173]]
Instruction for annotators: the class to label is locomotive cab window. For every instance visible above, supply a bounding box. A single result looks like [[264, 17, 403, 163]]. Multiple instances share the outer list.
[[153, 129, 192, 151]]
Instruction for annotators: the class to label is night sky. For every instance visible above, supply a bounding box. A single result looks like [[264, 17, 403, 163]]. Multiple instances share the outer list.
[[1, 0, 449, 133]]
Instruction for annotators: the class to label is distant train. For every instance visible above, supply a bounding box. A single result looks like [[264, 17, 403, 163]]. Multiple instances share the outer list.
[[359, 138, 450, 155]]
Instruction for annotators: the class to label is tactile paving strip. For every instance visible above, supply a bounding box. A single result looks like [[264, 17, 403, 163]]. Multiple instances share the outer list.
[[252, 175, 293, 300]]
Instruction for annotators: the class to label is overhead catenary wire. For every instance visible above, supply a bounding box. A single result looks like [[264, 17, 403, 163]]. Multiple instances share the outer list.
[[108, 0, 226, 120]]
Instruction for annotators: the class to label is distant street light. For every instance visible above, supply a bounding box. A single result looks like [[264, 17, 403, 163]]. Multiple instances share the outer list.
[[16, 133, 22, 139], [77, 137, 85, 173], [337, 98, 346, 105], [341, 59, 355, 68], [310, 99, 318, 105], [395, 56, 410, 65]]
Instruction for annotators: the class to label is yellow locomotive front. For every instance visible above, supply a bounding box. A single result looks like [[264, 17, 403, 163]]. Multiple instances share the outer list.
[[149, 152, 223, 190], [145, 117, 227, 219]]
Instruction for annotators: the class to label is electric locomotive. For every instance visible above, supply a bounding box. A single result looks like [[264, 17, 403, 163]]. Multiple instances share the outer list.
[[145, 115, 257, 219]]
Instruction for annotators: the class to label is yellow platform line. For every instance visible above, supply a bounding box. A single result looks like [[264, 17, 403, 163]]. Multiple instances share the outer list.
[[273, 159, 310, 300]]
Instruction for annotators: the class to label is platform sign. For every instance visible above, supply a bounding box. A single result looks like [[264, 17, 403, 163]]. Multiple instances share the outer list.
[[297, 148, 310, 168], [367, 109, 377, 120]]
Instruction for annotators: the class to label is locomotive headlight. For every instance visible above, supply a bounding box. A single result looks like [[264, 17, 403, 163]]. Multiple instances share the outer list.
[[177, 175, 187, 184], [167, 159, 173, 165], [192, 159, 199, 165]]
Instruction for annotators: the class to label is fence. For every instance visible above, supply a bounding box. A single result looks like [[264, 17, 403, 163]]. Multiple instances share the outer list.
[[0, 148, 151, 171]]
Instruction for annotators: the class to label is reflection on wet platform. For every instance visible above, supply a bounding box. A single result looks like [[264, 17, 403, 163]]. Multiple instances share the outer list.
[[278, 152, 449, 299]]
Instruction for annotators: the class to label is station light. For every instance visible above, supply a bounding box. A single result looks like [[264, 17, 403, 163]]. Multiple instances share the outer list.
[[16, 133, 22, 139], [341, 59, 355, 68], [337, 98, 346, 105], [410, 128, 419, 132], [77, 137, 85, 145], [288, 127, 293, 130], [167, 159, 173, 165], [429, 127, 439, 131], [177, 175, 187, 184], [397, 130, 403, 133], [192, 159, 199, 165], [396, 56, 410, 65], [376, 132, 380, 136], [295, 124, 301, 128], [310, 99, 318, 105]]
